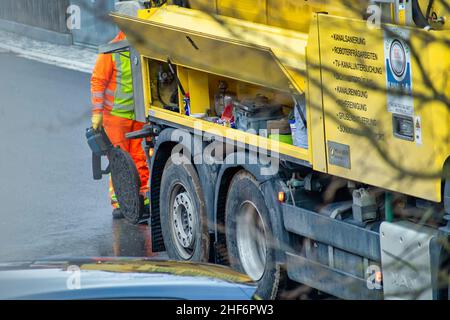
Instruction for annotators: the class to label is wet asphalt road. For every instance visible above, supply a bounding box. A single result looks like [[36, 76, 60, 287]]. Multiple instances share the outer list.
[[0, 51, 165, 262]]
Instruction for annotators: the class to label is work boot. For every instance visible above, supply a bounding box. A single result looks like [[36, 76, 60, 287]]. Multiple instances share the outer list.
[[112, 208, 124, 219], [141, 204, 150, 219], [140, 196, 150, 218], [136, 200, 150, 225]]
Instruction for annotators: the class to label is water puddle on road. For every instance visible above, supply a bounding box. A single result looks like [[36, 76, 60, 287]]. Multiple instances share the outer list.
[[111, 219, 167, 259]]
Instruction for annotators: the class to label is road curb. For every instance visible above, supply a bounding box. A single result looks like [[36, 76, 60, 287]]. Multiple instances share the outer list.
[[0, 18, 73, 46], [0, 42, 95, 74]]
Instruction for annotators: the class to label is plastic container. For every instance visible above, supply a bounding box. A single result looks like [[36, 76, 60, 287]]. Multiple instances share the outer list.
[[268, 134, 293, 145], [292, 95, 308, 149], [191, 113, 207, 119], [183, 93, 191, 116]]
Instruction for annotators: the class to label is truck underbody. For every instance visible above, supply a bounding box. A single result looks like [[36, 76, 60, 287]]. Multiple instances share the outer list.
[[140, 116, 449, 300]]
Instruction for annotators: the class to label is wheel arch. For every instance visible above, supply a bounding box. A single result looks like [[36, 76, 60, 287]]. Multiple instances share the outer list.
[[213, 150, 288, 265], [148, 130, 179, 252]]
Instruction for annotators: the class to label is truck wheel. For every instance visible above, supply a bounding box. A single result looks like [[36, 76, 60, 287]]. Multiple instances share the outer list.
[[225, 170, 285, 300], [160, 156, 209, 262]]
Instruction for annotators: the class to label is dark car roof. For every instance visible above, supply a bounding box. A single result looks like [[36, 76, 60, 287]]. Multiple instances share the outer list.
[[0, 257, 256, 300]]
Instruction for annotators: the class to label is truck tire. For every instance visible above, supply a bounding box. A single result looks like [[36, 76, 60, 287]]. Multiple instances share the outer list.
[[160, 156, 209, 262], [225, 170, 285, 300]]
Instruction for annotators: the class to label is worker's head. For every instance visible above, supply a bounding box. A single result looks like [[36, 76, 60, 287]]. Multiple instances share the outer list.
[[114, 1, 143, 17]]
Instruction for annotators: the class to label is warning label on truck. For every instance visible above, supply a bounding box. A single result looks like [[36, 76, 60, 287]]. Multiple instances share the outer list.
[[414, 116, 422, 145], [384, 27, 414, 116]]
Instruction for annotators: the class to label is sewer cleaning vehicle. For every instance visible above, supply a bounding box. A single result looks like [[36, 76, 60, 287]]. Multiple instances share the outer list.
[[107, 0, 450, 299]]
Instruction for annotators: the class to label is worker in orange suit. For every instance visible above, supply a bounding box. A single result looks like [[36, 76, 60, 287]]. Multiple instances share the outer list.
[[90, 4, 149, 219]]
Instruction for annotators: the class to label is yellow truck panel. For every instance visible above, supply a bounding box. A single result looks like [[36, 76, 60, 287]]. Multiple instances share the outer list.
[[315, 14, 450, 202], [306, 14, 328, 173], [217, 0, 268, 24], [187, 0, 370, 33]]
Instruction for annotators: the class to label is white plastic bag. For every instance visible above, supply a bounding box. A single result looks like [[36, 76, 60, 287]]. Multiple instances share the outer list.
[[292, 95, 308, 149]]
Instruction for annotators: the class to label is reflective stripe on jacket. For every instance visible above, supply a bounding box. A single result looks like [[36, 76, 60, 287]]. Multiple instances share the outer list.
[[90, 31, 134, 120]]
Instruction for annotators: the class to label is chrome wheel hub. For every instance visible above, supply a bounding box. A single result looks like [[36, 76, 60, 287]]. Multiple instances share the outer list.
[[236, 201, 267, 281], [170, 185, 196, 259]]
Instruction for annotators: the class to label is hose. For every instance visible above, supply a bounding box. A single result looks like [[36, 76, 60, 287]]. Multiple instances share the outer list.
[[385, 192, 394, 222], [172, 0, 189, 8], [425, 0, 435, 20], [156, 73, 178, 111], [412, 0, 433, 28]]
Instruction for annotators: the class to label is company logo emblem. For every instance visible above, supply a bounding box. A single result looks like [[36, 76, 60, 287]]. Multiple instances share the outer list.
[[384, 28, 414, 116], [389, 40, 407, 79], [386, 38, 411, 87]]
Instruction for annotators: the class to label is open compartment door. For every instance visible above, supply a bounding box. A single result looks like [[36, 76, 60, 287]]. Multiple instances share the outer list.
[[111, 5, 307, 94]]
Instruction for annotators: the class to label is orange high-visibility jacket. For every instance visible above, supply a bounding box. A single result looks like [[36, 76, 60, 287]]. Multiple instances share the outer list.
[[90, 31, 134, 120]]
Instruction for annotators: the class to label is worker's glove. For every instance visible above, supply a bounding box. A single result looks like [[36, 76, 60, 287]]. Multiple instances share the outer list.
[[91, 113, 103, 131]]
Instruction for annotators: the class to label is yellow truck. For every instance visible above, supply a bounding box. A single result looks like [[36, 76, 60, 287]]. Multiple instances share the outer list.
[[109, 0, 450, 299]]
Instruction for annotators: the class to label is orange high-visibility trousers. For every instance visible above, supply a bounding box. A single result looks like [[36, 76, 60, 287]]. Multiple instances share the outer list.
[[103, 111, 149, 208]]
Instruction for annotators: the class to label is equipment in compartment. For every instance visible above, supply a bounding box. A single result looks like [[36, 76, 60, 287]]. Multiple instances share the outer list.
[[233, 94, 286, 134], [290, 95, 308, 149], [156, 63, 179, 112], [352, 188, 378, 223], [267, 118, 293, 144], [214, 81, 236, 117]]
